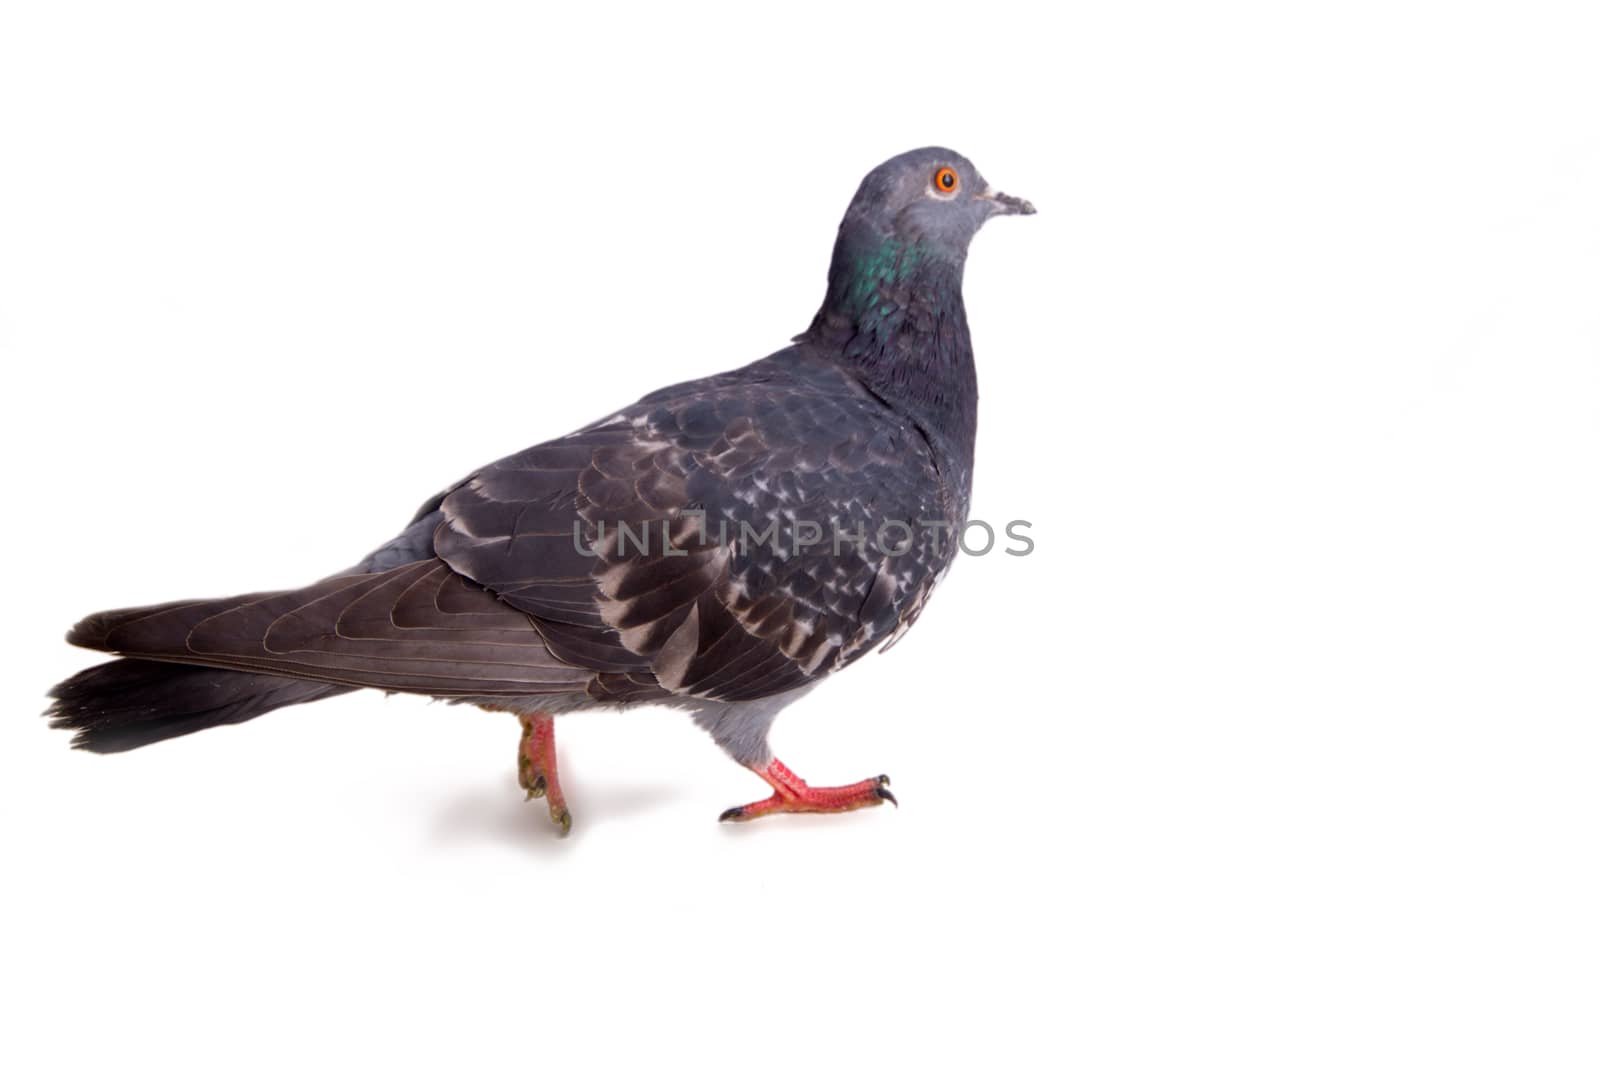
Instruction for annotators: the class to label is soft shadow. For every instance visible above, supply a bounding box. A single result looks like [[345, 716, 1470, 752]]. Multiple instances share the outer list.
[[428, 773, 686, 852]]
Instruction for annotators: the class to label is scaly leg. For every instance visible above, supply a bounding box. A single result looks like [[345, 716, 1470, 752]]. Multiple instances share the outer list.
[[516, 712, 571, 835], [718, 757, 896, 823]]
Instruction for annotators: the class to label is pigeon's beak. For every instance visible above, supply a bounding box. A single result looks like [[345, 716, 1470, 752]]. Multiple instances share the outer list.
[[978, 187, 1036, 217]]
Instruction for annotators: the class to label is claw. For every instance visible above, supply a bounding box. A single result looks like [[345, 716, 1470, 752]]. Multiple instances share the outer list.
[[719, 760, 897, 822], [551, 807, 572, 836]]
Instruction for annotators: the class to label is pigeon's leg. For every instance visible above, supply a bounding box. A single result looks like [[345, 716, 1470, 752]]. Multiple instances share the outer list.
[[514, 711, 571, 835], [718, 758, 895, 822], [694, 699, 894, 822]]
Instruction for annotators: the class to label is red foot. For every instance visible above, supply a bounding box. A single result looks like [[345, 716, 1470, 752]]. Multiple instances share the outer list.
[[517, 712, 571, 835], [719, 757, 896, 822]]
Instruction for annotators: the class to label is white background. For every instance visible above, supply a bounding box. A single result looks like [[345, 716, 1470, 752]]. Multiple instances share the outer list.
[[2, 2, 1597, 1063]]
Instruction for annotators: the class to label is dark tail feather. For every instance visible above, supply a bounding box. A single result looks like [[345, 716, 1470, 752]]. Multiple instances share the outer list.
[[48, 560, 590, 753], [56, 561, 593, 698], [46, 658, 350, 753]]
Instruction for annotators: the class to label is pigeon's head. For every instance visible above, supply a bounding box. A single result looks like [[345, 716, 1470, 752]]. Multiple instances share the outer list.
[[805, 147, 1032, 347], [841, 146, 1034, 262]]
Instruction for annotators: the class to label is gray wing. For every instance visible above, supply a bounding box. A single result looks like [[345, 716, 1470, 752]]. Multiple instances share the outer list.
[[435, 349, 959, 703]]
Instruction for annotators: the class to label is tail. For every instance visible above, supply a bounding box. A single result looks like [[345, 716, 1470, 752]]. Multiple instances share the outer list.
[[46, 658, 349, 753], [47, 558, 594, 752]]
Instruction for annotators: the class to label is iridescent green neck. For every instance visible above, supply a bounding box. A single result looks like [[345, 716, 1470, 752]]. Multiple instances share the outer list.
[[808, 225, 964, 332], [803, 226, 976, 464], [838, 237, 926, 316]]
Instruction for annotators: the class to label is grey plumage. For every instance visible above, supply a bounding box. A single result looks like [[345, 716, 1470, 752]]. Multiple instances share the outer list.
[[46, 146, 1033, 813]]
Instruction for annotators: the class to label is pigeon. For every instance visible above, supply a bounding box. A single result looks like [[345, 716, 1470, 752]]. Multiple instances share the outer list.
[[46, 147, 1034, 833]]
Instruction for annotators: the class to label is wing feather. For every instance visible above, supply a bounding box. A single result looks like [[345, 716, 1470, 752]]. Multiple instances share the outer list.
[[431, 348, 958, 703]]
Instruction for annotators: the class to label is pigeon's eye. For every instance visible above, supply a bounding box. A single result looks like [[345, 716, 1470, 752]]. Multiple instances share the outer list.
[[932, 167, 959, 195]]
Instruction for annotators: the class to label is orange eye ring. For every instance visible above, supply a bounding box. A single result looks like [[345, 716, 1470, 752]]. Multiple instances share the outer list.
[[932, 166, 959, 194]]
